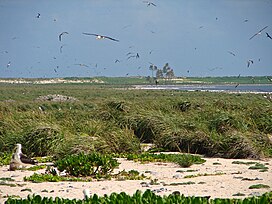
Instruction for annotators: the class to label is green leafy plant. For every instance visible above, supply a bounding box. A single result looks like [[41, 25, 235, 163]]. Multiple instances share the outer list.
[[4, 190, 272, 204], [55, 152, 119, 177]]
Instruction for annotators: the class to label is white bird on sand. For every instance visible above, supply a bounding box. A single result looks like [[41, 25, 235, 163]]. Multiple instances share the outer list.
[[9, 144, 37, 171], [83, 189, 91, 199]]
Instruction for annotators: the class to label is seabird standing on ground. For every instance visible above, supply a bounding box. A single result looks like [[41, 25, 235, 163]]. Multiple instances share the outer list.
[[59, 32, 69, 41], [82, 33, 119, 42], [9, 144, 37, 171], [249, 26, 268, 40]]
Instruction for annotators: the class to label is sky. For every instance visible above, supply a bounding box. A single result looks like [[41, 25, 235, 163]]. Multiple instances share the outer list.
[[0, 0, 272, 78]]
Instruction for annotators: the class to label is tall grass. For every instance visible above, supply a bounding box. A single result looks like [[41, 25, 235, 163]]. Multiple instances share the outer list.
[[0, 84, 271, 159]]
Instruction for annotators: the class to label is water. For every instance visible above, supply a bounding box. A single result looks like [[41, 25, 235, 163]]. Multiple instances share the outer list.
[[133, 84, 272, 93]]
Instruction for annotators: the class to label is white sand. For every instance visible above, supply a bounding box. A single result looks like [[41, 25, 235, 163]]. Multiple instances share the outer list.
[[0, 156, 271, 203]]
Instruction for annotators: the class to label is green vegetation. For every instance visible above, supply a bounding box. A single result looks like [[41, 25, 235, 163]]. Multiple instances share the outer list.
[[23, 173, 92, 182], [0, 82, 271, 165], [5, 190, 272, 204], [232, 161, 257, 165], [55, 153, 119, 178], [126, 153, 205, 167], [184, 172, 225, 179], [249, 184, 270, 189], [25, 165, 46, 171], [167, 181, 195, 186], [115, 170, 147, 181], [248, 163, 269, 171]]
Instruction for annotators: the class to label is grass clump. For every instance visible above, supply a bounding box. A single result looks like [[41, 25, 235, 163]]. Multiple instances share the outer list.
[[249, 184, 270, 189], [248, 163, 269, 171], [184, 172, 225, 178], [126, 153, 205, 167], [115, 170, 148, 180], [24, 173, 92, 182]]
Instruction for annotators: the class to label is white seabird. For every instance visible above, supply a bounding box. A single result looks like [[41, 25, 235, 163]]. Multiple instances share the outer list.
[[82, 33, 119, 42], [9, 144, 37, 171]]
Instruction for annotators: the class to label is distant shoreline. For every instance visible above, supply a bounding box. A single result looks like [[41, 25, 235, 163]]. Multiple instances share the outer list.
[[132, 84, 272, 94]]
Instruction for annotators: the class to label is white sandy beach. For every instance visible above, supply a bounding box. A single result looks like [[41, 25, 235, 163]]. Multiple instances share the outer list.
[[0, 156, 271, 203]]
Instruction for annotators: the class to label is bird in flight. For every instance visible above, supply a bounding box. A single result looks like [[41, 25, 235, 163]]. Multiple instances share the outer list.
[[228, 51, 236, 56], [82, 33, 119, 42], [115, 59, 120, 63], [7, 61, 11, 68], [36, 13, 41, 18], [249, 26, 268, 40], [235, 83, 240, 88], [74, 63, 89, 67], [247, 60, 254, 68], [143, 1, 156, 6], [266, 32, 272, 40], [60, 44, 66, 53], [59, 32, 69, 41]]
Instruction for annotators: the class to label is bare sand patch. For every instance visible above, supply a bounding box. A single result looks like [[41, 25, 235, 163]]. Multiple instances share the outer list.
[[0, 156, 271, 202]]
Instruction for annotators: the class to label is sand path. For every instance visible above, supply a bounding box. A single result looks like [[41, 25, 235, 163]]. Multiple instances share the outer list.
[[0, 156, 271, 203]]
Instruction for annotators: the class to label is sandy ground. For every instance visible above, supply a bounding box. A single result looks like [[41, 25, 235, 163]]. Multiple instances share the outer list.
[[0, 156, 271, 203]]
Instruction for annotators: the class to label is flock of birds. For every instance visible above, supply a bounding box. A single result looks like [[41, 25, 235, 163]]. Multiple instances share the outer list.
[[2, 1, 272, 82]]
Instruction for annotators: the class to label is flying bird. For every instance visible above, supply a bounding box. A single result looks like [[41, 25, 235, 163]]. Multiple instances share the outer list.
[[247, 60, 254, 68], [235, 83, 240, 88], [266, 32, 272, 39], [74, 63, 89, 67], [143, 1, 156, 6], [7, 61, 11, 68], [115, 59, 120, 63], [82, 33, 119, 42], [60, 45, 66, 53], [9, 144, 37, 171], [36, 13, 40, 18], [228, 51, 236, 56], [267, 76, 272, 82], [59, 32, 69, 41], [249, 26, 268, 40], [126, 52, 134, 56]]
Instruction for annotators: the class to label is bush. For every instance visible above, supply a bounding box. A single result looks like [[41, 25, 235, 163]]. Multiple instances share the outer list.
[[55, 152, 119, 177]]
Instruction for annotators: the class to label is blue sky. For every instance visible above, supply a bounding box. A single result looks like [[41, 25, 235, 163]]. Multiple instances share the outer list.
[[0, 0, 272, 78]]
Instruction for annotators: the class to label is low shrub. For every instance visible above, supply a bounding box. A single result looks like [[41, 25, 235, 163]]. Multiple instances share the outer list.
[[55, 152, 119, 177]]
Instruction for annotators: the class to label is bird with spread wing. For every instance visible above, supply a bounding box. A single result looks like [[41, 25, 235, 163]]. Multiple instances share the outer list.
[[82, 33, 119, 42]]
